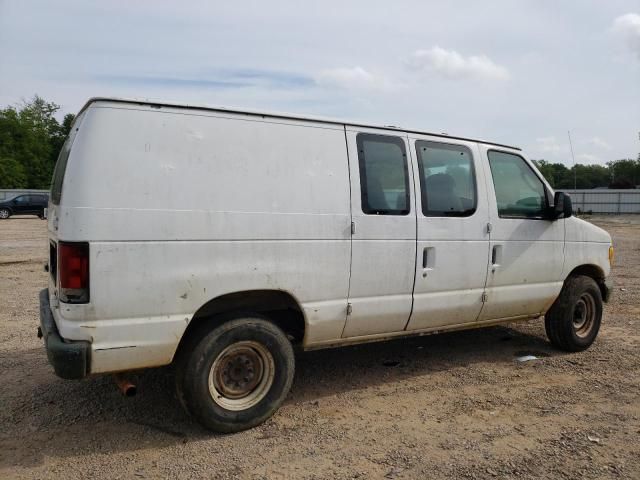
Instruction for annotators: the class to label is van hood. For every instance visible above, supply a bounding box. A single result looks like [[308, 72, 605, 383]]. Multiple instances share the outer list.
[[566, 216, 612, 244]]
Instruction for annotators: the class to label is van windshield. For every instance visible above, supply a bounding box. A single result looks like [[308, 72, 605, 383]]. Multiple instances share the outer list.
[[51, 140, 71, 205]]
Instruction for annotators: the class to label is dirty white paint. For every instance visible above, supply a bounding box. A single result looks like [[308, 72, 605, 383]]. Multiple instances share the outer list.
[[407, 136, 490, 331], [47, 98, 612, 374], [476, 143, 566, 321]]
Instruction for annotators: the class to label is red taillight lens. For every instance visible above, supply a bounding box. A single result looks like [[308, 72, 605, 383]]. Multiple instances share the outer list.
[[58, 242, 89, 303]]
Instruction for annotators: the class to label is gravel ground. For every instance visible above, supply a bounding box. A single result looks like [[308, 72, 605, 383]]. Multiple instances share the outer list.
[[0, 215, 638, 479]]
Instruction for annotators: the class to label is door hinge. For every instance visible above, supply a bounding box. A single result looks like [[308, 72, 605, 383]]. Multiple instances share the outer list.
[[346, 303, 353, 315], [481, 292, 488, 303], [486, 222, 492, 233], [351, 221, 356, 235]]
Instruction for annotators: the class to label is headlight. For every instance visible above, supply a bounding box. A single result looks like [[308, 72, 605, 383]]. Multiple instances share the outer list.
[[609, 246, 614, 267]]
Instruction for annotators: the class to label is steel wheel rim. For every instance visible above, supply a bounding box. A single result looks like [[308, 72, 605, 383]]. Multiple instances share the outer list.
[[573, 293, 596, 338], [0, 210, 8, 219], [208, 341, 275, 411]]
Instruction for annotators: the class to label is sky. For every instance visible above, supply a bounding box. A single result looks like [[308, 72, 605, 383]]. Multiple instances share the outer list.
[[1, 0, 638, 166]]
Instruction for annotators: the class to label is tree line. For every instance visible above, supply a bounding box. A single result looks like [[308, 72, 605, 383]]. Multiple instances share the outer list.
[[532, 158, 640, 190], [0, 96, 638, 190]]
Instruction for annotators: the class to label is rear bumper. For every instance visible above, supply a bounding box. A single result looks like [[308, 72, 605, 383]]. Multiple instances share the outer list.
[[39, 289, 90, 379], [602, 278, 613, 303]]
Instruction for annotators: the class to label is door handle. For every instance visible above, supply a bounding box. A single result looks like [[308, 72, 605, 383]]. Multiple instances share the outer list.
[[422, 247, 435, 277], [491, 245, 502, 270]]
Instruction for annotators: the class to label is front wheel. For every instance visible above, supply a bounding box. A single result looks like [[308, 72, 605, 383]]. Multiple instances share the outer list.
[[545, 275, 603, 352], [176, 316, 295, 433], [0, 208, 10, 219]]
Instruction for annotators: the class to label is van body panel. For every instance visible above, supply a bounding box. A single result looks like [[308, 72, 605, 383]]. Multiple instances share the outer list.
[[341, 127, 417, 337], [42, 98, 613, 376], [477, 145, 565, 320], [47, 109, 87, 238], [562, 216, 611, 278], [55, 104, 351, 241], [406, 136, 491, 330], [49, 102, 354, 370]]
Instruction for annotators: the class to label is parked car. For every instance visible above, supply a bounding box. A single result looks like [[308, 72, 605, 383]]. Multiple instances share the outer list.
[[0, 194, 48, 219], [39, 97, 614, 432]]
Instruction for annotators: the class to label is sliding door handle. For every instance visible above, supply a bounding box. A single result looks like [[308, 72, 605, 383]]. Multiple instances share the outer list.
[[491, 245, 502, 269]]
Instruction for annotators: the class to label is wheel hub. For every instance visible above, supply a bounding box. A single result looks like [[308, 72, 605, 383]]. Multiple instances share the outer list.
[[216, 350, 263, 399], [573, 293, 595, 338], [208, 340, 275, 411]]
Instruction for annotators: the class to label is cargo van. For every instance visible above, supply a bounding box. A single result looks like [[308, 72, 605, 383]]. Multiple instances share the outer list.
[[39, 98, 613, 432]]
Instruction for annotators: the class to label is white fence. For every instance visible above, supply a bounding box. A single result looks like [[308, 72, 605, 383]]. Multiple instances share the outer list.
[[0, 189, 49, 201], [562, 189, 640, 214]]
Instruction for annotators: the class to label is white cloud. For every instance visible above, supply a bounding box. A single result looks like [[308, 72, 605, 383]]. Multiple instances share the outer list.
[[315, 67, 391, 91], [0, 1, 637, 165], [535, 136, 565, 155], [532, 138, 610, 165], [587, 137, 612, 150], [576, 153, 601, 164], [612, 13, 640, 59], [405, 46, 510, 81]]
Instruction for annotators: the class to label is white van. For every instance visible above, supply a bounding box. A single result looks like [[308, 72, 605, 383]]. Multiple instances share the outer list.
[[39, 98, 613, 432]]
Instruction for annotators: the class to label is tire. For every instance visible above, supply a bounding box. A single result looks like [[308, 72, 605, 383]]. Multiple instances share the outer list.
[[0, 208, 10, 219], [545, 275, 603, 352], [175, 315, 295, 433]]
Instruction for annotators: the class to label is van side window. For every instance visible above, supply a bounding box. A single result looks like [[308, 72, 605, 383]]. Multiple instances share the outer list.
[[356, 133, 410, 215], [488, 150, 548, 219], [416, 141, 477, 217]]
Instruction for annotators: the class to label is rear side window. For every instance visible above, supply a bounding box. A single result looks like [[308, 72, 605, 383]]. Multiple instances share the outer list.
[[488, 150, 548, 219], [356, 133, 410, 215], [51, 140, 71, 205], [416, 141, 477, 217]]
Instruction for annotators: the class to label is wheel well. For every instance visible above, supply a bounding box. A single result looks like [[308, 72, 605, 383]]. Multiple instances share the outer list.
[[175, 290, 306, 359], [568, 264, 606, 296]]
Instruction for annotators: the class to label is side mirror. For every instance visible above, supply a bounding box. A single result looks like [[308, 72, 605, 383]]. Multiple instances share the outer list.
[[553, 191, 572, 219]]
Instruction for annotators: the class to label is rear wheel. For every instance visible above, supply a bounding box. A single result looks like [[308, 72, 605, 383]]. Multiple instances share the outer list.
[[0, 208, 10, 219], [175, 316, 295, 433], [545, 275, 603, 352]]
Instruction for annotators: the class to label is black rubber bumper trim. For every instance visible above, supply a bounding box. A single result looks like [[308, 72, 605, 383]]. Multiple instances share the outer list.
[[39, 289, 91, 379], [602, 279, 613, 303]]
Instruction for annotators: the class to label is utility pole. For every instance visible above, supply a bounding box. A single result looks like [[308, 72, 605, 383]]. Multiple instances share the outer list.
[[568, 130, 577, 189]]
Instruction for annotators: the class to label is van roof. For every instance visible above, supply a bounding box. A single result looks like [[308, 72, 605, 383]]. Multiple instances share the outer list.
[[81, 97, 521, 151]]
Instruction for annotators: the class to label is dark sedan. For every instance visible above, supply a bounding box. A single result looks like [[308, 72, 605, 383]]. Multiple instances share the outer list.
[[0, 194, 48, 219]]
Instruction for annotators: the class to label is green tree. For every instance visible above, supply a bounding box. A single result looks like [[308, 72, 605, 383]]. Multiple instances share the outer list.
[[608, 159, 640, 188], [532, 160, 572, 188], [534, 158, 640, 189], [0, 95, 75, 189]]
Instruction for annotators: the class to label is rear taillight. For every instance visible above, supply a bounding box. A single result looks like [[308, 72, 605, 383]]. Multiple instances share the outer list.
[[58, 242, 89, 303]]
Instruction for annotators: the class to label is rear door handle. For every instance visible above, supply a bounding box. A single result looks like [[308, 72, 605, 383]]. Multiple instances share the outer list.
[[491, 245, 502, 268]]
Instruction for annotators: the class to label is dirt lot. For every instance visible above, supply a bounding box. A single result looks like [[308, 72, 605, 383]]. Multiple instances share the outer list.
[[0, 216, 638, 479]]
